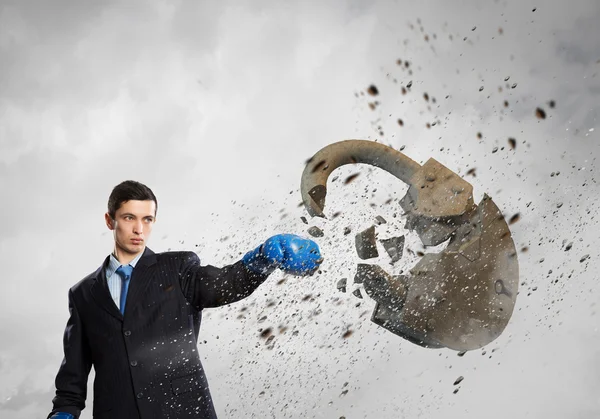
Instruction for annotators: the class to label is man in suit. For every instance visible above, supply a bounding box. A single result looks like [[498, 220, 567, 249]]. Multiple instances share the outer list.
[[48, 180, 323, 418]]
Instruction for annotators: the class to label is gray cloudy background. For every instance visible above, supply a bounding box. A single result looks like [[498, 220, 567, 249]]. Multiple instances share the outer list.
[[1, 0, 599, 418]]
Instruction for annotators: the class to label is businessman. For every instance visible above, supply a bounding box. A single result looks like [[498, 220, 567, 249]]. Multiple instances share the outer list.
[[48, 180, 323, 418]]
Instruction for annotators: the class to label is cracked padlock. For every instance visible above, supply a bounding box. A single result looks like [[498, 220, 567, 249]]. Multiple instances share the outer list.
[[301, 140, 519, 351]]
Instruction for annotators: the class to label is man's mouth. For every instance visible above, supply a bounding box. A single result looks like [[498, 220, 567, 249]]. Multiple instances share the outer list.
[[131, 239, 143, 244]]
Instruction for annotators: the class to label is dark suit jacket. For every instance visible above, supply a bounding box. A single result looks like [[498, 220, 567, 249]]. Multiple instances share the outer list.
[[48, 246, 270, 419]]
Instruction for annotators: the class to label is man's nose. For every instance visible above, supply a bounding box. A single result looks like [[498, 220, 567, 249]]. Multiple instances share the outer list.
[[134, 221, 144, 234]]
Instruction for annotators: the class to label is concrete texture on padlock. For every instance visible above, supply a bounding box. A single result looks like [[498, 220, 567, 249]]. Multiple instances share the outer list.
[[300, 139, 519, 351]]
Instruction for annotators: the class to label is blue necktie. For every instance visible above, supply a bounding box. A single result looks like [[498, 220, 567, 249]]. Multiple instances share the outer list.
[[116, 265, 133, 314]]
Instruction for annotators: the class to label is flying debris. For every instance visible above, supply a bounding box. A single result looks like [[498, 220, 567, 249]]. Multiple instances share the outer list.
[[301, 140, 520, 351]]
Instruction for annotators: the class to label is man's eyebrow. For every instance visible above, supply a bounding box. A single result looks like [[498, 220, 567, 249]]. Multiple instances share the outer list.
[[121, 213, 155, 219]]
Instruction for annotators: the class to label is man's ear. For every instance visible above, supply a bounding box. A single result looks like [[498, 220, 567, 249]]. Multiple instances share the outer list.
[[105, 213, 115, 230]]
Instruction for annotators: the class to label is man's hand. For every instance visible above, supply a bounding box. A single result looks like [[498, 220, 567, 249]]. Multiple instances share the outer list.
[[242, 234, 323, 276]]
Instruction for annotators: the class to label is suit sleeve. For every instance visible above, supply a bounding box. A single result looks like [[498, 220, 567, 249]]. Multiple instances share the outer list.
[[47, 289, 92, 419], [179, 251, 271, 309]]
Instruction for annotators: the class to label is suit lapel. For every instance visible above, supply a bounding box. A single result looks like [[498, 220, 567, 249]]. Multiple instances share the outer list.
[[91, 256, 123, 321], [90, 247, 158, 322], [124, 247, 158, 316]]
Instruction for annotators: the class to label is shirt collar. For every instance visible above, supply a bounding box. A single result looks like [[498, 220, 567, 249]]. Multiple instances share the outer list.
[[106, 248, 145, 277]]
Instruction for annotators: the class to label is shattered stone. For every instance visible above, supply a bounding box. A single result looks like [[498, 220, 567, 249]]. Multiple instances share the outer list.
[[355, 226, 379, 259], [454, 376, 464, 385], [380, 235, 405, 264], [508, 213, 520, 225], [343, 226, 351, 235], [367, 85, 379, 96], [580, 254, 590, 263], [375, 215, 387, 225], [344, 173, 360, 184], [354, 263, 380, 284], [308, 226, 324, 237], [300, 216, 308, 224], [536, 108, 547, 119], [260, 328, 273, 339], [352, 289, 363, 299], [337, 278, 347, 293]]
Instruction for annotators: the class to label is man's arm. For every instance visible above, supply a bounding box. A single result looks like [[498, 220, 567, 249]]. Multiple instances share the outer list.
[[179, 252, 271, 309], [47, 289, 92, 419], [178, 234, 323, 310]]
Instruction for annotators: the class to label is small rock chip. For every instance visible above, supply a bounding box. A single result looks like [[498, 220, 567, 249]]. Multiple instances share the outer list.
[[308, 226, 324, 237], [367, 85, 379, 96], [381, 236, 405, 263], [344, 173, 360, 185], [337, 278, 347, 293], [535, 108, 546, 119], [352, 289, 363, 299], [454, 376, 464, 386]]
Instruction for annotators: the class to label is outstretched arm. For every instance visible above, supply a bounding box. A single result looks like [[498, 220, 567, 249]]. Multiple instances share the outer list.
[[47, 289, 92, 419], [178, 252, 270, 309], [179, 234, 322, 309]]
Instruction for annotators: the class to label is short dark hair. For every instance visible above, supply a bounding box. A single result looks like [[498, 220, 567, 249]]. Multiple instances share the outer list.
[[107, 180, 158, 220]]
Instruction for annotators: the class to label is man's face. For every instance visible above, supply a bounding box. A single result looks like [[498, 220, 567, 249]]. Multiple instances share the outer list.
[[104, 200, 156, 255]]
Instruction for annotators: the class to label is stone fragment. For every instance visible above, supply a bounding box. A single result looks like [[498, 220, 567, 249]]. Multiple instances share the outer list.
[[308, 226, 324, 237], [380, 235, 405, 263], [355, 226, 378, 259]]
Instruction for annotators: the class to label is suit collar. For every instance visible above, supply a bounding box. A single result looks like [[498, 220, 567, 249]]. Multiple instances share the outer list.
[[90, 247, 158, 322], [106, 247, 148, 278], [91, 246, 157, 281]]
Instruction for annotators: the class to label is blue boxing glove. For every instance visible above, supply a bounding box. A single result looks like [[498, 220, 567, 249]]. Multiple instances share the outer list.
[[242, 234, 323, 276], [50, 413, 74, 419]]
